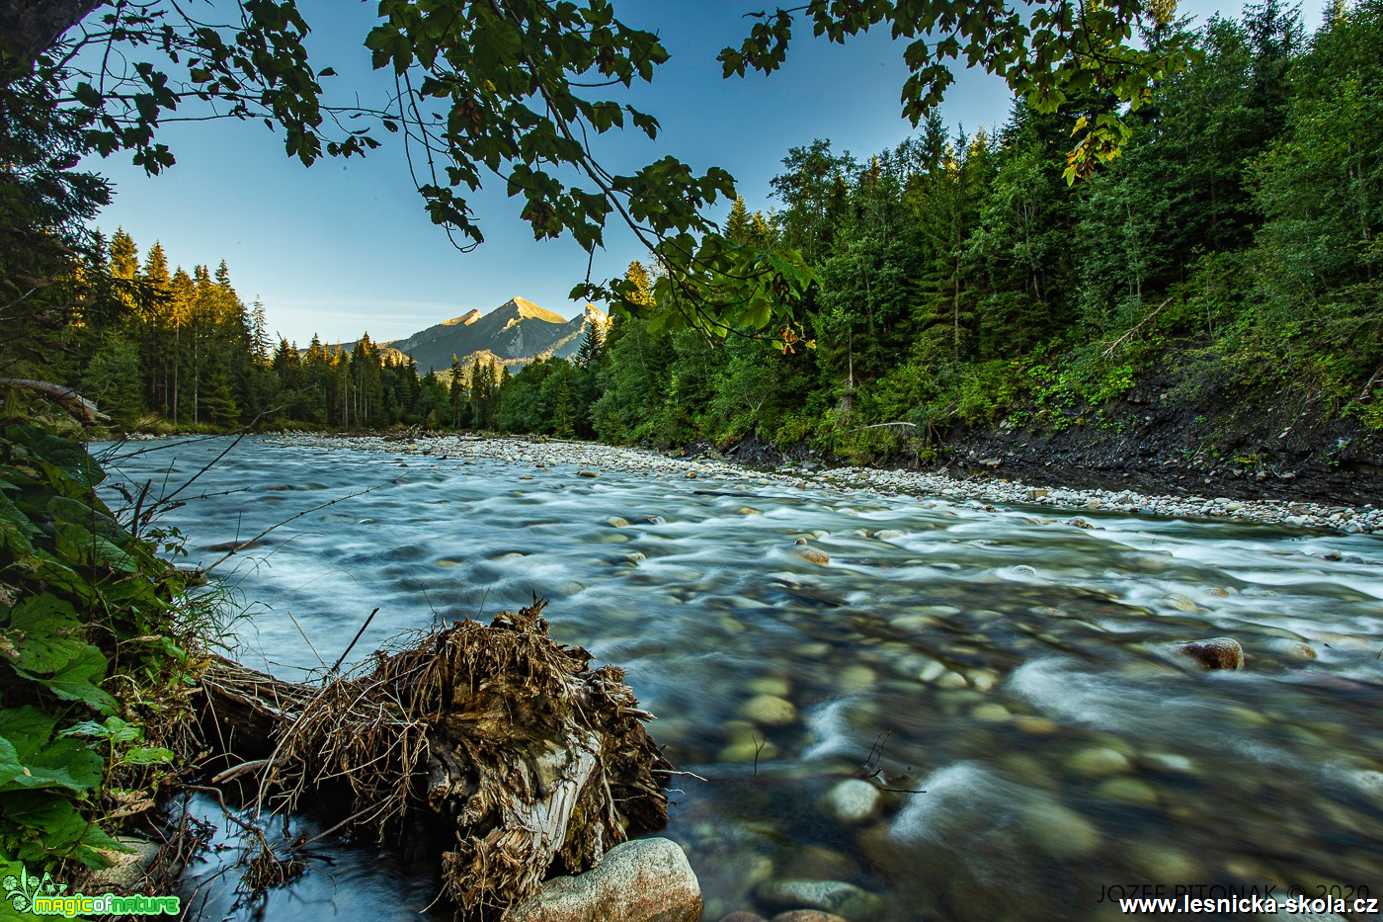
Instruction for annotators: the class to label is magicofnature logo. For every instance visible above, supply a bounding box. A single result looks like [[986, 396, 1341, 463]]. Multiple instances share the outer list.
[[3, 865, 179, 918]]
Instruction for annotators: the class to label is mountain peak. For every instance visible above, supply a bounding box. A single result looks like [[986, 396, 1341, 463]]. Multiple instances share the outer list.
[[382, 296, 597, 372], [504, 296, 565, 324]]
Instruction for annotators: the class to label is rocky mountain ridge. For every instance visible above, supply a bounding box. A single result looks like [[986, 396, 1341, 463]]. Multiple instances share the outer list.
[[333, 296, 608, 373]]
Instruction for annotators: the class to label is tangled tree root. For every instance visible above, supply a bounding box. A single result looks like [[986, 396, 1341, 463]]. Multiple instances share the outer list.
[[198, 599, 671, 919]]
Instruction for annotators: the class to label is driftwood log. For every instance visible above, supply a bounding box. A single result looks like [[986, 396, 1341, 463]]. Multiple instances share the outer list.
[[197, 600, 671, 919]]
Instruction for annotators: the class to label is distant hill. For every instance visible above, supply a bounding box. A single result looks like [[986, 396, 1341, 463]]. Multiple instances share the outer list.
[[330, 297, 608, 374]]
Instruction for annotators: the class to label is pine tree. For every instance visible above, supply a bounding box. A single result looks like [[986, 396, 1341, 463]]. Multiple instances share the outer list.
[[81, 330, 144, 426], [448, 355, 467, 427], [725, 196, 752, 243], [201, 366, 240, 427], [250, 299, 272, 364], [575, 312, 605, 368], [109, 229, 138, 280]]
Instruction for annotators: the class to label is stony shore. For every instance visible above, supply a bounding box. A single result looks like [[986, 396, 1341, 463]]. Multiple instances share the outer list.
[[262, 432, 1383, 536]]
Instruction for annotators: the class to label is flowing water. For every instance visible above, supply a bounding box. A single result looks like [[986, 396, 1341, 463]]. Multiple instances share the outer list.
[[95, 436, 1383, 921]]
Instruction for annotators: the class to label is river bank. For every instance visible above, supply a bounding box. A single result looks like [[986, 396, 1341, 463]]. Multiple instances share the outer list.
[[256, 431, 1383, 536]]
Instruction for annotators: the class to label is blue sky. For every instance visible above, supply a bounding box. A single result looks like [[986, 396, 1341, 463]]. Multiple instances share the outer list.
[[88, 0, 1323, 346]]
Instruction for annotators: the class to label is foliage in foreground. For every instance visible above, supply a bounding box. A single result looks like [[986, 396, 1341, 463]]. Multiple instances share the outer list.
[[0, 421, 206, 878]]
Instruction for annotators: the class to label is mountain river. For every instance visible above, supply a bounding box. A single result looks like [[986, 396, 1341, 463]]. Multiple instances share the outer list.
[[93, 435, 1383, 921]]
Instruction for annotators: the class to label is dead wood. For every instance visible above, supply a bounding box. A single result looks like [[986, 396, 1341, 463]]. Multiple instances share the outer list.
[[0, 378, 108, 425], [197, 599, 671, 919]]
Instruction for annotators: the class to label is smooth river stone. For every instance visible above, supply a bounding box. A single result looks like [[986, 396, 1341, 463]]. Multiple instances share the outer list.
[[509, 837, 701, 922], [1094, 777, 1159, 806], [753, 880, 884, 921], [741, 695, 797, 726], [798, 547, 830, 566], [1014, 716, 1059, 735], [971, 703, 1011, 722], [720, 739, 780, 763], [1129, 843, 1200, 882], [936, 671, 968, 689], [917, 659, 947, 683], [1066, 747, 1133, 778], [1141, 752, 1197, 775], [822, 779, 881, 825], [1021, 801, 1101, 858], [778, 846, 861, 882], [606, 516, 630, 528], [836, 665, 876, 692], [967, 669, 1000, 692], [747, 676, 791, 697]]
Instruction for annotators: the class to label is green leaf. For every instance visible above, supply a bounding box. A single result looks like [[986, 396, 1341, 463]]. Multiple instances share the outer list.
[[0, 739, 103, 794], [121, 747, 173, 766], [0, 736, 22, 789], [0, 707, 57, 761], [15, 645, 116, 714], [61, 717, 141, 744], [2, 793, 124, 868], [54, 523, 137, 573], [4, 596, 83, 674]]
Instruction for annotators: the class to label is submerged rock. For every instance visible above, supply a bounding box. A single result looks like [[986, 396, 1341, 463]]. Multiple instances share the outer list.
[[1094, 777, 1159, 806], [836, 665, 876, 692], [1065, 747, 1132, 778], [1178, 637, 1246, 670], [747, 676, 791, 697], [771, 912, 850, 922], [822, 779, 881, 825], [719, 739, 779, 763], [971, 703, 1011, 722], [509, 837, 702, 922], [778, 846, 861, 882], [741, 694, 797, 726], [797, 547, 830, 566], [1021, 801, 1101, 858], [754, 879, 884, 921]]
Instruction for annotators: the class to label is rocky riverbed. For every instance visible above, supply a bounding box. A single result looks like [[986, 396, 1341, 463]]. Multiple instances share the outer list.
[[268, 432, 1383, 535]]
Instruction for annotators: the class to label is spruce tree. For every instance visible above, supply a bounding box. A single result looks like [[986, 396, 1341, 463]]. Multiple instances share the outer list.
[[575, 313, 606, 368]]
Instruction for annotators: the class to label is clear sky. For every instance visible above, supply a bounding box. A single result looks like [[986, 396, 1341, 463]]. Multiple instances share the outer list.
[[87, 0, 1324, 346]]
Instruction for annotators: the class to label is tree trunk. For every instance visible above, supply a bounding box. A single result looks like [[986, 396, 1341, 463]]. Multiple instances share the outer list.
[[197, 600, 671, 919]]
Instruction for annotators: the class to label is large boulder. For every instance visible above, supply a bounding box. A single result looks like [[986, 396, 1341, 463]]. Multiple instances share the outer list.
[[1177, 637, 1245, 670], [508, 838, 702, 922]]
